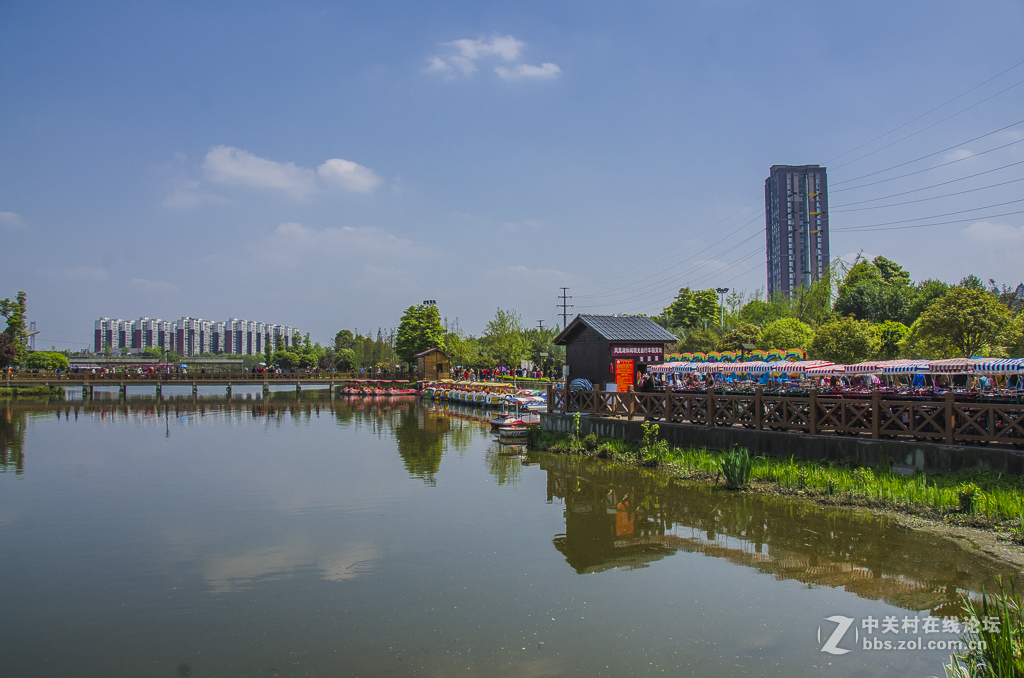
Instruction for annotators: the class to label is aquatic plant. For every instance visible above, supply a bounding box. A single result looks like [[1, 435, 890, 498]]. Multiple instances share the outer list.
[[943, 576, 1024, 678], [583, 433, 599, 451], [525, 425, 543, 448], [717, 446, 755, 489]]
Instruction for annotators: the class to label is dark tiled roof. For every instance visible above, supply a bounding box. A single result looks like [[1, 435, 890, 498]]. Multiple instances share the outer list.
[[554, 315, 678, 345]]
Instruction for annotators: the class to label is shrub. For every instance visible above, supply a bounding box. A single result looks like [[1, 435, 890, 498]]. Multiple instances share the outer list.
[[583, 433, 599, 451]]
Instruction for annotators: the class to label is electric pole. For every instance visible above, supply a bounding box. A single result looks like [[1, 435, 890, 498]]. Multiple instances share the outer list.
[[536, 320, 545, 332], [559, 288, 573, 330]]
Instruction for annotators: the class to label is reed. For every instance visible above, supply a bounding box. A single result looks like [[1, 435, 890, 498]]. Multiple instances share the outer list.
[[943, 576, 1024, 677]]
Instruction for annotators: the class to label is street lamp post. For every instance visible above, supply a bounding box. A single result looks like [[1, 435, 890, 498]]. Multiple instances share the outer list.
[[715, 288, 729, 329]]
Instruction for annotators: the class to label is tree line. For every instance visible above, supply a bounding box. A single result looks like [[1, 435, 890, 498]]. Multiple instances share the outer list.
[[393, 304, 565, 375], [655, 255, 1024, 364]]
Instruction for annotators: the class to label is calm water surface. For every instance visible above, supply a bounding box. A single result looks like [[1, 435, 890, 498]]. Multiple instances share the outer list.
[[0, 396, 1016, 677]]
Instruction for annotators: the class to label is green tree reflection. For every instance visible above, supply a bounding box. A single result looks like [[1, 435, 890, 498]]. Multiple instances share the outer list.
[[392, 406, 450, 485], [1, 405, 26, 474]]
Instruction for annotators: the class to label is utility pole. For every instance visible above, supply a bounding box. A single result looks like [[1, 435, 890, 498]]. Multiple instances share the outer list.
[[558, 288, 573, 330], [715, 287, 729, 329], [536, 320, 545, 332]]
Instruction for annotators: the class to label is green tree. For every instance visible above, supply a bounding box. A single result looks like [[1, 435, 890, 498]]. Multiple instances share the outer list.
[[718, 323, 762, 353], [872, 321, 910, 360], [1000, 315, 1024, 358], [677, 328, 720, 353], [334, 348, 357, 371], [738, 299, 787, 327], [833, 256, 913, 324], [25, 351, 70, 371], [483, 308, 529, 367], [142, 347, 162, 359], [758, 318, 814, 351], [809, 317, 879, 364], [395, 305, 445, 364], [916, 287, 1011, 357], [899, 318, 957, 359], [907, 279, 951, 320], [0, 334, 16, 369], [664, 288, 720, 329], [0, 291, 28, 366]]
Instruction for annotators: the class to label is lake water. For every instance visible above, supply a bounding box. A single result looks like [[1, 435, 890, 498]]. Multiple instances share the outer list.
[[0, 394, 1015, 677]]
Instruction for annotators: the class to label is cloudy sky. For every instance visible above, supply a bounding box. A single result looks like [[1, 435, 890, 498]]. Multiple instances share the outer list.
[[2, 1, 1023, 349]]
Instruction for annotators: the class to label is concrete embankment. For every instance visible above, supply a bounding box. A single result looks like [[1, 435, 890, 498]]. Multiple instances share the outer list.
[[540, 412, 1024, 476]]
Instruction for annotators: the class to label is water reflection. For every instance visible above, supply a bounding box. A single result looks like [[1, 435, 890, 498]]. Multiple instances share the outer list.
[[538, 453, 1014, 612], [0, 405, 27, 474]]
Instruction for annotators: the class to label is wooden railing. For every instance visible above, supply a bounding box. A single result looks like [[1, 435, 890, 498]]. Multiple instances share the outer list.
[[547, 384, 1024, 448], [2, 371, 416, 383]]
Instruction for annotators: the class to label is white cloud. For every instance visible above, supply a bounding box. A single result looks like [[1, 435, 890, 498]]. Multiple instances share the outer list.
[[495, 62, 562, 80], [202, 146, 381, 199], [38, 266, 109, 281], [0, 211, 26, 228], [964, 221, 1024, 242], [162, 179, 232, 209], [317, 158, 383, 193], [203, 146, 317, 198], [944, 148, 974, 161], [426, 34, 559, 81]]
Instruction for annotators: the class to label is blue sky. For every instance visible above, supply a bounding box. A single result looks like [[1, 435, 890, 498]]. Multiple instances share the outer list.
[[2, 1, 1023, 349]]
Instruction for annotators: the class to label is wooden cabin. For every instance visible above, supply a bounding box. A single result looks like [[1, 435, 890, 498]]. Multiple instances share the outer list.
[[553, 315, 677, 392], [415, 348, 450, 381]]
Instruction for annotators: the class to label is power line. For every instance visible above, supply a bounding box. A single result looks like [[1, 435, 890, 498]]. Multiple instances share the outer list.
[[829, 75, 1024, 171], [837, 196, 1024, 228], [571, 199, 763, 290], [831, 158, 1024, 207], [835, 207, 1024, 233], [575, 214, 764, 299], [825, 57, 1024, 165], [831, 118, 1024, 189], [832, 174, 1024, 212]]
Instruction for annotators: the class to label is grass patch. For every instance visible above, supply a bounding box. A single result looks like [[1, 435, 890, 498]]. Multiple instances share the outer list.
[[0, 385, 65, 399], [531, 430, 1024, 525]]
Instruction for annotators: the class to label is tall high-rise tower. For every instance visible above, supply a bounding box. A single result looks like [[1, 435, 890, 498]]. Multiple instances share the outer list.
[[765, 165, 829, 297]]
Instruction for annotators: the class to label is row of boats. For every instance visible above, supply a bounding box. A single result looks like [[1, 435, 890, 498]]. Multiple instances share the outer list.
[[420, 384, 547, 411]]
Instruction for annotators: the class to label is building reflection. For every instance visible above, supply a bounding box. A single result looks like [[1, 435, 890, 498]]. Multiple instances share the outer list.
[[538, 454, 1013, 612]]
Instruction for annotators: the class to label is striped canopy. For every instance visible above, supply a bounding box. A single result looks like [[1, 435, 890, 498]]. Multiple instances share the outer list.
[[928, 358, 971, 374], [846, 361, 880, 374], [969, 358, 1024, 374], [882, 361, 930, 374], [806, 364, 846, 376]]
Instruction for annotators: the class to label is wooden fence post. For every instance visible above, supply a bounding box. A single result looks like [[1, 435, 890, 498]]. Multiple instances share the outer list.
[[664, 381, 672, 423], [809, 387, 817, 436], [592, 383, 601, 416], [546, 384, 554, 414], [707, 387, 715, 428], [944, 391, 955, 445], [627, 385, 635, 421], [755, 387, 763, 430], [871, 389, 881, 439]]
